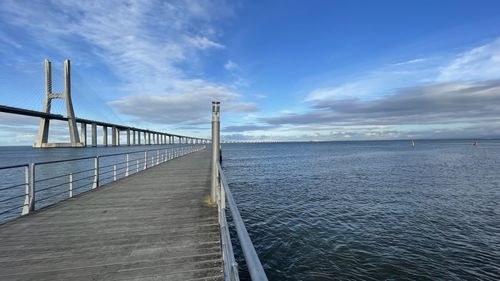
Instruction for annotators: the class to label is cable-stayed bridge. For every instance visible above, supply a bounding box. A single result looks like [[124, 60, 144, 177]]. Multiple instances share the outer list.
[[0, 59, 208, 148]]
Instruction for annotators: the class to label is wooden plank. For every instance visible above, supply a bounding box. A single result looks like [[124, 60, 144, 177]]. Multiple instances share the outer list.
[[0, 150, 222, 280]]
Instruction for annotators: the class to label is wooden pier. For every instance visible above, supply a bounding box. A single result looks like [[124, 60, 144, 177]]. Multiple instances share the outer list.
[[0, 149, 222, 281]]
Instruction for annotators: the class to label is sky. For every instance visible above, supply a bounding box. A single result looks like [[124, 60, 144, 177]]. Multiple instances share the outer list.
[[1, 0, 500, 144]]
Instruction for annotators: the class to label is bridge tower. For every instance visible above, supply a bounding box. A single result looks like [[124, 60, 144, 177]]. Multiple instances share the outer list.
[[34, 59, 83, 148]]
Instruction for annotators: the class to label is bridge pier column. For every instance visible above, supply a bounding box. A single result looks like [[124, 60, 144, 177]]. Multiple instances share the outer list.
[[132, 130, 136, 145], [112, 127, 117, 146], [81, 123, 87, 147], [148, 132, 151, 145], [91, 123, 97, 147], [103, 126, 108, 146], [127, 129, 131, 146]]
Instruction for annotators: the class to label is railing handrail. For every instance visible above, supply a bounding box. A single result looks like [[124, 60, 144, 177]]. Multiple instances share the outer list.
[[0, 144, 189, 167], [218, 162, 268, 281], [0, 163, 29, 171]]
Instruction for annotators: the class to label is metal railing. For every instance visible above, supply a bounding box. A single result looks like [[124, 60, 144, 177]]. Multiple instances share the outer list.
[[0, 144, 205, 224], [217, 162, 268, 281], [0, 164, 30, 219]]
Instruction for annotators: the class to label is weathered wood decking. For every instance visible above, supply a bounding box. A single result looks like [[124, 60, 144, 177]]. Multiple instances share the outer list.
[[0, 149, 222, 281]]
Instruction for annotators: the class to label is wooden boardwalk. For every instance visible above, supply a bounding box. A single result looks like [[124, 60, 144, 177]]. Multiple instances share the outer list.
[[0, 149, 222, 281]]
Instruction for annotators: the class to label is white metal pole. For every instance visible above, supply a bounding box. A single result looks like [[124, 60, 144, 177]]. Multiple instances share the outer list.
[[211, 101, 220, 203]]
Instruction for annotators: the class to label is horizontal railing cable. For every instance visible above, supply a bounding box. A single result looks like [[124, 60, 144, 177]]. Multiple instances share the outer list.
[[0, 204, 25, 216], [0, 182, 26, 192], [0, 194, 25, 204]]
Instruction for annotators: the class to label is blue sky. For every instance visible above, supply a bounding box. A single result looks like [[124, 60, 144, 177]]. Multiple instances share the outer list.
[[1, 0, 500, 144]]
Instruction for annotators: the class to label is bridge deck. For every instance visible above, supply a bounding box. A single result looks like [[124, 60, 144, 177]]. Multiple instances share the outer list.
[[0, 149, 222, 281]]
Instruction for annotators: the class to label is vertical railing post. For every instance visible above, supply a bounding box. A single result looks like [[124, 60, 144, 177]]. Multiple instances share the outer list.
[[211, 101, 220, 203], [29, 163, 36, 212], [125, 154, 129, 176], [21, 165, 30, 215], [113, 165, 117, 181], [69, 173, 73, 197], [157, 150, 160, 165], [144, 151, 147, 170], [220, 171, 225, 209], [93, 156, 99, 189], [231, 262, 239, 280], [136, 159, 139, 173]]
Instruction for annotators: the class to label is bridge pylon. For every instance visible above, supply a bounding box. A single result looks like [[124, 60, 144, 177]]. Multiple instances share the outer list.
[[33, 59, 83, 148]]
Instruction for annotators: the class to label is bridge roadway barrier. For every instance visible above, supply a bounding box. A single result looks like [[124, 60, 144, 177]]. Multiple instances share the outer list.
[[0, 148, 223, 280]]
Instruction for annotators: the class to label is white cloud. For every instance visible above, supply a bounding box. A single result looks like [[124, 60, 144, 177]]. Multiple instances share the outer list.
[[438, 38, 500, 82], [260, 38, 500, 140], [109, 80, 257, 125], [305, 56, 439, 102], [0, 0, 245, 129], [307, 38, 500, 104], [224, 60, 238, 71], [0, 29, 22, 49], [184, 35, 225, 49]]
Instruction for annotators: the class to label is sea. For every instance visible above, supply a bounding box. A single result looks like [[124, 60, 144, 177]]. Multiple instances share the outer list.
[[0, 140, 499, 280], [221, 140, 499, 280]]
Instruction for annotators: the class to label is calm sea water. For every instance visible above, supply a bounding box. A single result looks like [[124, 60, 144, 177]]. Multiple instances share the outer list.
[[221, 140, 500, 280]]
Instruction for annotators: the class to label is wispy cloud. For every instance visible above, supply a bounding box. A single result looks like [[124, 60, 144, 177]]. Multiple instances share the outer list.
[[437, 38, 500, 82], [0, 28, 22, 49], [253, 38, 500, 140], [0, 0, 252, 129], [224, 60, 238, 71], [305, 57, 440, 102], [184, 35, 225, 49]]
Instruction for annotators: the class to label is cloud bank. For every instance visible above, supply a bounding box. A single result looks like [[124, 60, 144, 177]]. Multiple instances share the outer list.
[[226, 38, 500, 140]]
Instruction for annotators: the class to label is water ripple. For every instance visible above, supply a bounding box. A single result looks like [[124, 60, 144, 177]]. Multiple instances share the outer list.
[[223, 140, 500, 280]]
